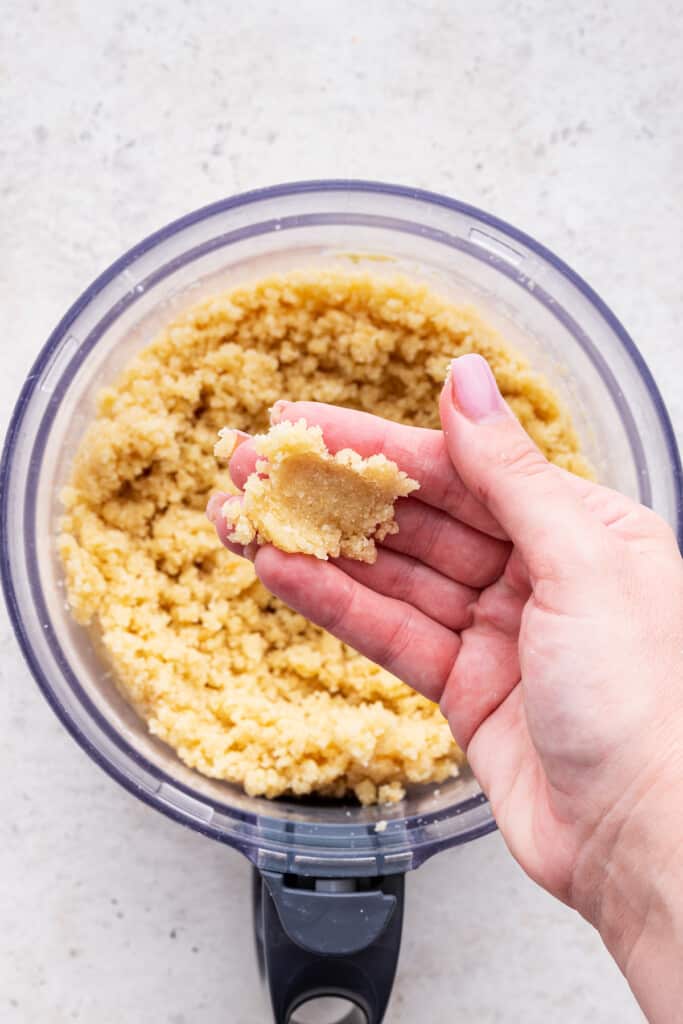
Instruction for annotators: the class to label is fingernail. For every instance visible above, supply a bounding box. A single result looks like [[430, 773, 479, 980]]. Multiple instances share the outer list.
[[214, 428, 250, 461], [450, 354, 507, 422], [206, 492, 227, 525], [270, 400, 288, 424]]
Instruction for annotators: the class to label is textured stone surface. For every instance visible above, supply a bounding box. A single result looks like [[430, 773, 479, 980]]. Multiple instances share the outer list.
[[3, 0, 681, 1019]]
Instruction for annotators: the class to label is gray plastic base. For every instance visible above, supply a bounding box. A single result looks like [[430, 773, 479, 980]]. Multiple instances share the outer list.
[[254, 869, 405, 1023]]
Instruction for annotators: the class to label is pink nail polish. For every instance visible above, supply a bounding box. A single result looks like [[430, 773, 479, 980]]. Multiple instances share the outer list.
[[450, 354, 506, 422], [206, 492, 227, 525], [270, 400, 287, 424]]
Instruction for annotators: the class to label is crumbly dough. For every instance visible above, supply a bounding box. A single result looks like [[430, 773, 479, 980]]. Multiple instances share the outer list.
[[216, 419, 419, 563], [58, 271, 591, 804]]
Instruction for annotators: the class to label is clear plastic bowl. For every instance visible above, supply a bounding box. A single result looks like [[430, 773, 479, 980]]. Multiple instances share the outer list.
[[2, 180, 682, 879]]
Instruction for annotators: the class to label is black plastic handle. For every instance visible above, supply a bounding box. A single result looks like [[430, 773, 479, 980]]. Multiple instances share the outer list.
[[253, 868, 405, 1023]]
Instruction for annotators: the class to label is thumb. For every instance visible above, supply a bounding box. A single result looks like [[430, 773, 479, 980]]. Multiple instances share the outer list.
[[439, 354, 605, 577]]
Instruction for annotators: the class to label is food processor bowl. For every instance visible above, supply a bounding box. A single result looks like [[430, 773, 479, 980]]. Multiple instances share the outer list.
[[2, 181, 681, 1024]]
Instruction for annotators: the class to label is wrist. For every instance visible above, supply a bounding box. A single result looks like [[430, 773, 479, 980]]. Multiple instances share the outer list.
[[570, 761, 683, 1021]]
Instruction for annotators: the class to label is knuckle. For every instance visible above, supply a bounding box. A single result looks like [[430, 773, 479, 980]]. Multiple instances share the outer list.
[[598, 497, 678, 550], [419, 441, 470, 517], [376, 608, 416, 666], [637, 509, 679, 547], [529, 529, 615, 585], [319, 579, 356, 634], [471, 440, 549, 508], [391, 559, 419, 604], [439, 475, 470, 519], [420, 508, 449, 564], [500, 439, 549, 479], [373, 551, 411, 602]]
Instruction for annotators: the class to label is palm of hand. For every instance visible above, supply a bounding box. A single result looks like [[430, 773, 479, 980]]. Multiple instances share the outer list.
[[465, 506, 683, 906]]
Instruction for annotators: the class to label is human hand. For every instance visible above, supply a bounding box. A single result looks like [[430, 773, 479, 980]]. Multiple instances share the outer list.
[[208, 354, 683, 1021]]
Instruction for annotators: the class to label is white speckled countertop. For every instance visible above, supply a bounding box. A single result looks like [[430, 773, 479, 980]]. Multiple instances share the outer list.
[[2, 1, 681, 1020]]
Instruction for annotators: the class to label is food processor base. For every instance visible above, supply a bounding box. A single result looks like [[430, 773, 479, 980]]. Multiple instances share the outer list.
[[253, 868, 404, 1024]]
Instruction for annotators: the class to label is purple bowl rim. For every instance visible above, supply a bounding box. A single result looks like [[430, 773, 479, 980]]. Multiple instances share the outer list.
[[2, 179, 682, 858]]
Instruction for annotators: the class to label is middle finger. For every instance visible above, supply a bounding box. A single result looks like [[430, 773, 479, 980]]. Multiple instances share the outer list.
[[336, 546, 478, 631]]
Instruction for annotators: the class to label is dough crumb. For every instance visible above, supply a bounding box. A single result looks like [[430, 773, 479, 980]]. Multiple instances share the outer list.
[[219, 419, 419, 563], [374, 820, 388, 833], [379, 779, 412, 804]]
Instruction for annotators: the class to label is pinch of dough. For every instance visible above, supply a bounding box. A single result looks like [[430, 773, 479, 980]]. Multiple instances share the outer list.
[[58, 270, 592, 805], [217, 419, 419, 563]]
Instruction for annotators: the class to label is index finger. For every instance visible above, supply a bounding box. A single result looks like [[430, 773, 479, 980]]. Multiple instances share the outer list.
[[229, 401, 507, 540]]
